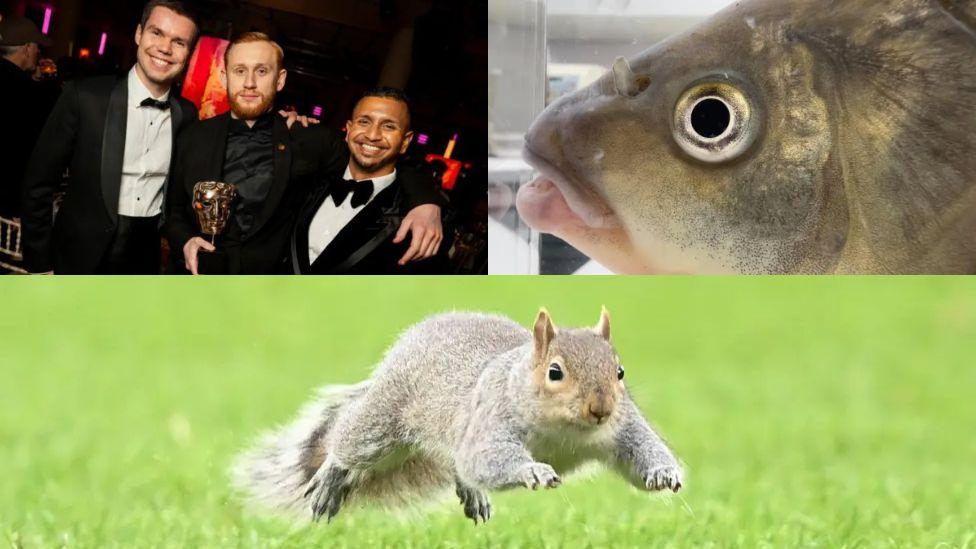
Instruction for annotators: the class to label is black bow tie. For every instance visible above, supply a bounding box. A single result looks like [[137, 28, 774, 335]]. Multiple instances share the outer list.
[[330, 179, 374, 208], [140, 97, 170, 110]]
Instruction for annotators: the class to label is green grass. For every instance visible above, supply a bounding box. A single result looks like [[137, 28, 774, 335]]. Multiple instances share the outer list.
[[1, 277, 975, 548]]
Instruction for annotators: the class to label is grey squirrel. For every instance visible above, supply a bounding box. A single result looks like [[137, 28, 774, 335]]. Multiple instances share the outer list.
[[232, 307, 683, 523]]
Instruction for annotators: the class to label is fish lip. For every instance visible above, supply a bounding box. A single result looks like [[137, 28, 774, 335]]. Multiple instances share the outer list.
[[521, 141, 619, 229]]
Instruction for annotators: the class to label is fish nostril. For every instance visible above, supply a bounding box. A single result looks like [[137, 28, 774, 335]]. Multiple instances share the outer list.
[[611, 57, 650, 98], [635, 76, 651, 94]]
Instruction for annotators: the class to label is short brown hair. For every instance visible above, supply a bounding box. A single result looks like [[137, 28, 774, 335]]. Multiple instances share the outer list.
[[141, 1, 198, 38], [224, 32, 284, 71]]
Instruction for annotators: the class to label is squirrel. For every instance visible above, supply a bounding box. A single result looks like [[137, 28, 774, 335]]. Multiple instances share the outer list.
[[232, 307, 684, 523]]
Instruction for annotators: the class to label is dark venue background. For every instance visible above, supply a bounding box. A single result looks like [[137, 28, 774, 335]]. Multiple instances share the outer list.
[[0, 0, 487, 274]]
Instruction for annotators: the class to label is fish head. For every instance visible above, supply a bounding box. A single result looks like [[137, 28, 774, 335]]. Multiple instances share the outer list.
[[519, 0, 851, 273]]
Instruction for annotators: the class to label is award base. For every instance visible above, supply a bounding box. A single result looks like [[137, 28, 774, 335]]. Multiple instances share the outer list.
[[197, 249, 229, 275]]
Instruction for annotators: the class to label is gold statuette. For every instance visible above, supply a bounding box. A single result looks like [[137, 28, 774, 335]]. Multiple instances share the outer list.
[[192, 181, 238, 244]]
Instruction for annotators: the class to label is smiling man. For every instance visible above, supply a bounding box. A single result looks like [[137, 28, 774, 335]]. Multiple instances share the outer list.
[[288, 87, 447, 274], [21, 1, 200, 274], [164, 32, 444, 274]]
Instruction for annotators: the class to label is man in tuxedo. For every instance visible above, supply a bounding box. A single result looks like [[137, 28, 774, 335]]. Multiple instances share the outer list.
[[165, 32, 443, 275], [289, 87, 448, 274], [20, 1, 199, 274]]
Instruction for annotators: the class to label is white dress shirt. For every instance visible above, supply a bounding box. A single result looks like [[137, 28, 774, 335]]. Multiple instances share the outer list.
[[308, 167, 397, 264], [117, 68, 173, 217]]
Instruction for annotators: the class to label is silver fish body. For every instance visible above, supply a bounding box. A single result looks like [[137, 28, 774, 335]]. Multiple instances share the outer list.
[[518, 0, 976, 273]]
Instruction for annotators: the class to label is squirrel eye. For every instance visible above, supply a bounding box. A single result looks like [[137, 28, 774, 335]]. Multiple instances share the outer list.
[[548, 364, 564, 381], [617, 365, 625, 380]]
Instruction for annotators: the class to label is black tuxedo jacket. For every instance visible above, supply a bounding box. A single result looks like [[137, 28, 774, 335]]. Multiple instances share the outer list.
[[290, 178, 445, 275], [21, 75, 198, 273], [164, 113, 443, 274]]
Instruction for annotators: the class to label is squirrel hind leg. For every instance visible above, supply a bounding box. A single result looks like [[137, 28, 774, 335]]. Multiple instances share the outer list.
[[231, 382, 370, 517], [455, 479, 492, 524], [306, 463, 352, 522]]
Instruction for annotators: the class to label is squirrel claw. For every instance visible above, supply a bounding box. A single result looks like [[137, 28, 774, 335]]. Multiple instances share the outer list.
[[306, 464, 351, 523], [519, 462, 561, 491], [643, 465, 683, 493], [456, 482, 492, 524], [303, 479, 318, 499]]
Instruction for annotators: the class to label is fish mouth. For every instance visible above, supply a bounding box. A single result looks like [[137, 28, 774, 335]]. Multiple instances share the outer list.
[[518, 142, 620, 231], [517, 139, 663, 273]]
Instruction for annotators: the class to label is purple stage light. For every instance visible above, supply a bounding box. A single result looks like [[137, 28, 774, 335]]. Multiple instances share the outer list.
[[312, 105, 323, 117], [417, 133, 429, 145], [42, 7, 53, 34], [98, 32, 107, 55]]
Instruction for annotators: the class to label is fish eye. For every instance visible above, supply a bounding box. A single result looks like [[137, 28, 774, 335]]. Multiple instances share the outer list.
[[672, 81, 759, 163], [548, 363, 564, 381], [617, 365, 624, 380]]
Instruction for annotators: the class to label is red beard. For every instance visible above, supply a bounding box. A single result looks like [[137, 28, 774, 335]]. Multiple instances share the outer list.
[[228, 91, 273, 120]]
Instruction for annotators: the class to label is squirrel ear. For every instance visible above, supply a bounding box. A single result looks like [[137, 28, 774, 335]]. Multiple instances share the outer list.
[[533, 307, 556, 360], [594, 305, 611, 341]]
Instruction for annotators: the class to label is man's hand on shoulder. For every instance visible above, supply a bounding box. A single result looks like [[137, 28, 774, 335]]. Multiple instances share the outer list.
[[280, 110, 319, 129], [183, 236, 216, 275], [393, 204, 443, 266]]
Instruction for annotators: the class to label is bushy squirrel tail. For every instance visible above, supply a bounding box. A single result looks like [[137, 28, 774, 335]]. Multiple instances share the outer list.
[[230, 382, 370, 517]]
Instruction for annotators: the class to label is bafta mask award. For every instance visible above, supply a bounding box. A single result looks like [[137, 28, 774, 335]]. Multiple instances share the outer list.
[[192, 181, 238, 274]]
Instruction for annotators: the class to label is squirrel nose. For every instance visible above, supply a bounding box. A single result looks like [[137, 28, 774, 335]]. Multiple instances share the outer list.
[[587, 401, 611, 423]]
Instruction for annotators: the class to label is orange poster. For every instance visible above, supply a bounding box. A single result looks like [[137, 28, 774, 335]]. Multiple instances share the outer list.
[[181, 36, 230, 120]]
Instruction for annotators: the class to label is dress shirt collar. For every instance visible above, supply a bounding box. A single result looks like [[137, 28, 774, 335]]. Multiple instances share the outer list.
[[127, 66, 170, 108]]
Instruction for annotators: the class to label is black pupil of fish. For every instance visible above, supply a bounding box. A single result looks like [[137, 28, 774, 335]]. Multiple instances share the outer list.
[[690, 98, 731, 138]]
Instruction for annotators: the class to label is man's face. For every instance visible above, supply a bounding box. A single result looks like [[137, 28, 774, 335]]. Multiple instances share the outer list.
[[222, 41, 286, 120], [345, 97, 414, 174], [133, 7, 196, 88]]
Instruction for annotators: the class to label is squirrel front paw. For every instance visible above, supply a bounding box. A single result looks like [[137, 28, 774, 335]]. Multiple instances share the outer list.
[[643, 465, 683, 493], [518, 462, 561, 490], [304, 464, 351, 522]]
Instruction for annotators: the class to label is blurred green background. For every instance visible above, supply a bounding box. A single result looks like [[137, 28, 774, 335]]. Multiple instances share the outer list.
[[1, 277, 975, 548]]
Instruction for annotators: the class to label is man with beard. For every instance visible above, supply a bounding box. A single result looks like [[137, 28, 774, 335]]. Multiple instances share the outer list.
[[20, 1, 199, 274], [164, 32, 443, 274], [288, 87, 449, 274]]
